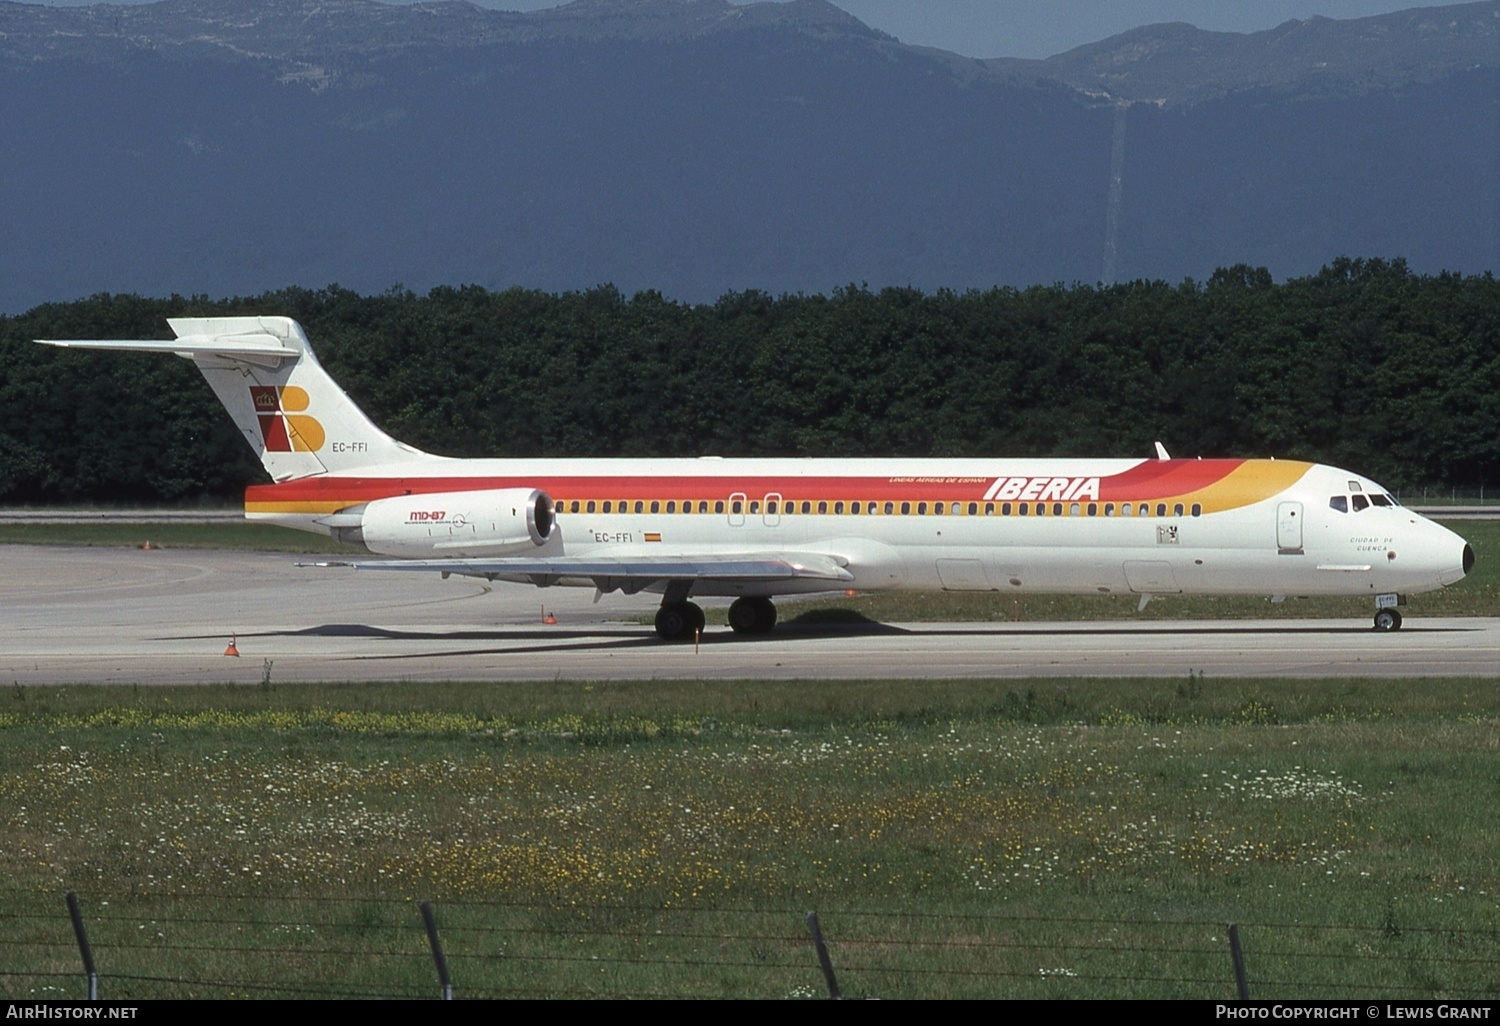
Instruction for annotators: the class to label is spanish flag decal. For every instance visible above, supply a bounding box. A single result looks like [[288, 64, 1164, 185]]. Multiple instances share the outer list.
[[644, 532, 662, 542]]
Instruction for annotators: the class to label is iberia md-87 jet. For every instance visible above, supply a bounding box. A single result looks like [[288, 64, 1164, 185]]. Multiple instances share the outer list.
[[39, 317, 1473, 639]]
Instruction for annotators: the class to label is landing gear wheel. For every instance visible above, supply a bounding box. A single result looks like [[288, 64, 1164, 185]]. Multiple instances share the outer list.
[[728, 596, 778, 635], [1373, 608, 1403, 632], [655, 601, 704, 641]]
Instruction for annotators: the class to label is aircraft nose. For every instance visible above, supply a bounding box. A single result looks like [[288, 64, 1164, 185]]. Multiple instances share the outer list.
[[1436, 537, 1474, 587]]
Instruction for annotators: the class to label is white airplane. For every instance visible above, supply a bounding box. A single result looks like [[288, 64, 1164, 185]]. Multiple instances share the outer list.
[[39, 316, 1473, 638]]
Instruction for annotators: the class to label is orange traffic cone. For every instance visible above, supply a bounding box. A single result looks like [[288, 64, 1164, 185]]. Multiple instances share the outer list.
[[543, 608, 558, 625], [224, 634, 240, 657], [140, 540, 153, 550]]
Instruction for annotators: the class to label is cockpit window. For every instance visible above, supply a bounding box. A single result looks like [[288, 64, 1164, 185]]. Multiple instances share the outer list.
[[1370, 494, 1394, 508], [1351, 494, 1370, 512], [1330, 496, 1348, 513], [1348, 481, 1362, 492]]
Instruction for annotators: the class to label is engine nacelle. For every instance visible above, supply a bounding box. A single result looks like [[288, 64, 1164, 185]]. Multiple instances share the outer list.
[[335, 488, 556, 558]]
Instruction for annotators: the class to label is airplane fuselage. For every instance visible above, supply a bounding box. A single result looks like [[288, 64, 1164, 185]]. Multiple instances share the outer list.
[[245, 456, 1470, 601]]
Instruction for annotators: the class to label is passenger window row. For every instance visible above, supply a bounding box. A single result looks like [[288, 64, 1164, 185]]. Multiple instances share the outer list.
[[558, 498, 1204, 518]]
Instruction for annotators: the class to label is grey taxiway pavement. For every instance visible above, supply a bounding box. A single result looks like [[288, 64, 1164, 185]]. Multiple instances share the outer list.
[[2, 545, 1494, 684]]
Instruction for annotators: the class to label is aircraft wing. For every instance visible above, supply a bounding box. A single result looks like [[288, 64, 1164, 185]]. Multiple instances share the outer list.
[[301, 552, 854, 594]]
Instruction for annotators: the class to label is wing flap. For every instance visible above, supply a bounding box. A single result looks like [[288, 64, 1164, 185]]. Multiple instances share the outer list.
[[301, 552, 854, 591]]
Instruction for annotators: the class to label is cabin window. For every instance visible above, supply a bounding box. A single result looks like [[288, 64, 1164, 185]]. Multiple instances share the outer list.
[[900, 502, 911, 515], [766, 500, 777, 514], [602, 501, 612, 513], [632, 500, 642, 514], [834, 501, 844, 514], [1104, 503, 1115, 517], [884, 501, 894, 515], [731, 500, 742, 514], [666, 501, 676, 514], [1069, 502, 1080, 516], [1000, 502, 1010, 516], [1086, 503, 1097, 516], [968, 502, 978, 516], [849, 502, 860, 515], [1121, 503, 1133, 517], [1036, 502, 1047, 517], [1051, 503, 1062, 516], [1156, 503, 1167, 517], [1191, 503, 1202, 517], [1018, 503, 1028, 516], [586, 500, 596, 513], [1352, 494, 1369, 512], [650, 500, 660, 513], [568, 500, 579, 513], [1173, 503, 1184, 517], [749, 500, 760, 514], [917, 502, 928, 515], [817, 501, 828, 514], [715, 500, 725, 514], [698, 501, 709, 514]]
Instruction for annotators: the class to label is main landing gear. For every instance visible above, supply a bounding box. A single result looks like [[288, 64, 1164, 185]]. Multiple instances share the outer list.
[[652, 596, 780, 641], [727, 596, 778, 636], [654, 601, 706, 641]]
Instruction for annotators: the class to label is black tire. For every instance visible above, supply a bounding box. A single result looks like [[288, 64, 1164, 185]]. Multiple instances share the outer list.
[[1373, 608, 1403, 632], [686, 601, 706, 634], [728, 596, 777, 635], [655, 603, 695, 641]]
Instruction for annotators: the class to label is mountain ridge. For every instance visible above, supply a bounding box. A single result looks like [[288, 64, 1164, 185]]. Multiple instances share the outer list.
[[3, 0, 1493, 105], [0, 0, 1493, 311]]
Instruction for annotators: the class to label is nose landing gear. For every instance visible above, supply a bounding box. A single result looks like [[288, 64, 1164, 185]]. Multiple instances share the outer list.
[[1372, 608, 1403, 632]]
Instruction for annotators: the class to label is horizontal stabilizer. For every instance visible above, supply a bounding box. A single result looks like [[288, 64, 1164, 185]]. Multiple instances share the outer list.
[[37, 335, 299, 366]]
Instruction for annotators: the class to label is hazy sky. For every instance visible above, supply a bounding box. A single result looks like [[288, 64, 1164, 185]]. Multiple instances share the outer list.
[[491, 0, 1439, 59]]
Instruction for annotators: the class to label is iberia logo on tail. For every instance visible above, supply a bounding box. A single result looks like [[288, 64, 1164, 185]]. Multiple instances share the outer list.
[[249, 385, 325, 452]]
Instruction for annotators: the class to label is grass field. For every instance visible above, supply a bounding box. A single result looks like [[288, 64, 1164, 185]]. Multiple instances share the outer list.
[[1, 679, 1495, 999]]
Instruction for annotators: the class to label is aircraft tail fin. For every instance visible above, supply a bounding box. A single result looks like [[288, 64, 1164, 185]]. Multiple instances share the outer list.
[[38, 316, 438, 481]]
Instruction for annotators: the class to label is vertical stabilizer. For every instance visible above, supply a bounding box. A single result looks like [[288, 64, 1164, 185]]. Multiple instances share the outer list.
[[38, 316, 438, 481]]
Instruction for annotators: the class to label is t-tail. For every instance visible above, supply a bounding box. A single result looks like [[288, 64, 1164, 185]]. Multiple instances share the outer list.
[[38, 316, 440, 481]]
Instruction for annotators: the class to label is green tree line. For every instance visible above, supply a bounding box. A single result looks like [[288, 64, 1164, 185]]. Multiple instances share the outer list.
[[2, 258, 1496, 503]]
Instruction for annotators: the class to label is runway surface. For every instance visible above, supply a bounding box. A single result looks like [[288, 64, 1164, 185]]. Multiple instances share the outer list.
[[3, 545, 1494, 684]]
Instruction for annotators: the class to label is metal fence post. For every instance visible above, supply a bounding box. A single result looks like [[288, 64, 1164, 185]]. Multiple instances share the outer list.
[[805, 911, 841, 999], [1228, 923, 1250, 1000], [64, 891, 98, 1001], [420, 900, 453, 1000]]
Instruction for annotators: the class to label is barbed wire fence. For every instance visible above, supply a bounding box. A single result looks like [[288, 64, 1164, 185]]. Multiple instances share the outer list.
[[2, 890, 1497, 1000]]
